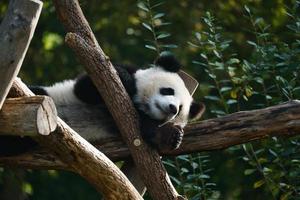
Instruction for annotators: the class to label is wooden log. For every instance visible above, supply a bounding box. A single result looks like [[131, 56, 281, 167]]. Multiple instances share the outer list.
[[0, 0, 42, 109], [7, 78, 142, 200], [0, 96, 57, 136], [1, 99, 300, 170]]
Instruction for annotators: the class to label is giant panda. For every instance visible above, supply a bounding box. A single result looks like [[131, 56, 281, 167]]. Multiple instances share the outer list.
[[0, 53, 205, 155]]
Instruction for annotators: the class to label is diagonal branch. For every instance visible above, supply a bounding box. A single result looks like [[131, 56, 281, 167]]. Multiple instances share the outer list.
[[52, 0, 182, 199]]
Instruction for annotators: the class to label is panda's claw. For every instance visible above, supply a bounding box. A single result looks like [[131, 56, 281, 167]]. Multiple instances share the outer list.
[[170, 126, 184, 149], [154, 123, 184, 151]]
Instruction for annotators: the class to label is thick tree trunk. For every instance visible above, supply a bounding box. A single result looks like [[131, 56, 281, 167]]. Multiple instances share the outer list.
[[0, 0, 42, 108]]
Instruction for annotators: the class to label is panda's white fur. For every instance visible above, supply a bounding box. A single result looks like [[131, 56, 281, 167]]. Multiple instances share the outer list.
[[41, 66, 194, 142], [134, 67, 192, 127], [45, 80, 83, 105], [44, 66, 193, 125]]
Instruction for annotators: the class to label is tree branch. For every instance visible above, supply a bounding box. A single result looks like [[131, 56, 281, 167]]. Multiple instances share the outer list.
[[1, 99, 299, 170], [0, 0, 42, 109]]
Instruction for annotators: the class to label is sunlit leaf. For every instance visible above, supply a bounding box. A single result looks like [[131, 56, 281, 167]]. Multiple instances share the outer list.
[[244, 5, 250, 14], [195, 32, 201, 41], [142, 22, 152, 31], [153, 13, 165, 19], [137, 2, 149, 12], [253, 180, 265, 188], [244, 169, 256, 175], [145, 44, 157, 51], [157, 33, 171, 39]]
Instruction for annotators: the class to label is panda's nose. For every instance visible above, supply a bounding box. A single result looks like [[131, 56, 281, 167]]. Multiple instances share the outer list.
[[169, 104, 177, 114]]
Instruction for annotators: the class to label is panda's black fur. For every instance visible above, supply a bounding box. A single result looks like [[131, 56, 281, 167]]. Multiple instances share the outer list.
[[0, 54, 205, 155]]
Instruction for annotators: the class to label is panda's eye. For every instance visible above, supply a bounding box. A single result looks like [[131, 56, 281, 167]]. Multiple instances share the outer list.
[[160, 87, 174, 96]]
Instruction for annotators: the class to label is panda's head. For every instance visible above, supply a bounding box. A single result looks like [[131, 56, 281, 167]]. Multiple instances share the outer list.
[[133, 53, 205, 127]]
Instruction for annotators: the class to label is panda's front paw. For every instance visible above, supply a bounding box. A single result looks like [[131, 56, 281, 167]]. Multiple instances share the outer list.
[[154, 123, 184, 152]]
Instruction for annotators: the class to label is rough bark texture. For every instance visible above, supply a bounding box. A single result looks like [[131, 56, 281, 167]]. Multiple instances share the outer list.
[[121, 160, 147, 196], [52, 0, 182, 199], [0, 0, 42, 108], [7, 79, 142, 200], [0, 96, 57, 136]]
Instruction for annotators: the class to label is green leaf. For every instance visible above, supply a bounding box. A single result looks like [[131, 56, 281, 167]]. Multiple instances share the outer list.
[[159, 22, 172, 26], [253, 180, 265, 188], [201, 53, 207, 59], [247, 41, 257, 47], [188, 42, 199, 48], [266, 95, 272, 100], [254, 77, 264, 84], [213, 50, 221, 58], [244, 169, 256, 175], [137, 2, 149, 12], [211, 110, 226, 115], [293, 87, 300, 92], [145, 44, 157, 51], [162, 44, 178, 49], [169, 175, 181, 185], [214, 61, 224, 69], [157, 33, 171, 39], [192, 61, 207, 67], [220, 87, 232, 93], [142, 23, 152, 31], [195, 32, 201, 41], [181, 168, 189, 173], [227, 58, 240, 65], [227, 99, 237, 105], [263, 167, 272, 174], [151, 2, 165, 9], [205, 95, 220, 101], [199, 174, 210, 179], [153, 13, 165, 19], [208, 73, 216, 79], [244, 5, 250, 14]]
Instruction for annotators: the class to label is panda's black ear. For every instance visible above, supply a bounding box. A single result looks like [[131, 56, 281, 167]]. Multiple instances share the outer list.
[[155, 52, 181, 72], [189, 102, 205, 121]]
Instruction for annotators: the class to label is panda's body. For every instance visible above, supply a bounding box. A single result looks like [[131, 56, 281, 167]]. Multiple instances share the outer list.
[[0, 54, 205, 155]]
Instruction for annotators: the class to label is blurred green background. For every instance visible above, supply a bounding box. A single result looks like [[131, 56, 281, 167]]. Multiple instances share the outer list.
[[0, 0, 300, 199]]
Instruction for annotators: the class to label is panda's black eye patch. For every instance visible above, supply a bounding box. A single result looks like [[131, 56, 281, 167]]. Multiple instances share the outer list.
[[160, 87, 174, 96]]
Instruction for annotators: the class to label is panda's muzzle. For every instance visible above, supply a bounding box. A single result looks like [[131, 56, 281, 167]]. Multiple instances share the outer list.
[[169, 104, 177, 114], [155, 102, 177, 116]]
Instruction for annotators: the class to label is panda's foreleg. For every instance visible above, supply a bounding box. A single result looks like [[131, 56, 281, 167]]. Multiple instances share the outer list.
[[139, 113, 184, 152]]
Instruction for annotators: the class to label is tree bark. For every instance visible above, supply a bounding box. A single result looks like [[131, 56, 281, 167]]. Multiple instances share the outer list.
[[6, 79, 142, 200], [0, 96, 57, 136], [0, 0, 42, 109]]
